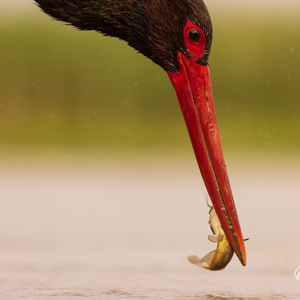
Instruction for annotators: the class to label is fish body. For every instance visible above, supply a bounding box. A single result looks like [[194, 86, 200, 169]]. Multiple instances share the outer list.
[[188, 206, 234, 271]]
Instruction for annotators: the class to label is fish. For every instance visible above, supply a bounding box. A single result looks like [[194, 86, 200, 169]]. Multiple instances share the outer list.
[[187, 205, 234, 271]]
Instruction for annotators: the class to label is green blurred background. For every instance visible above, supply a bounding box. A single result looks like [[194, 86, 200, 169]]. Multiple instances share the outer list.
[[1, 1, 299, 155]]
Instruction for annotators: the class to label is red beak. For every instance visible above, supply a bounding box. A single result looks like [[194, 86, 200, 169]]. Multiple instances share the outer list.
[[167, 51, 246, 266]]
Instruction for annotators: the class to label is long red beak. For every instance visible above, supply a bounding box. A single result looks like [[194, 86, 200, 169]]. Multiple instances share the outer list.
[[167, 52, 246, 266]]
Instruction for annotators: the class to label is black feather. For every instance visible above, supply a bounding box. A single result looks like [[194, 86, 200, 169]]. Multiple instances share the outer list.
[[34, 0, 212, 72]]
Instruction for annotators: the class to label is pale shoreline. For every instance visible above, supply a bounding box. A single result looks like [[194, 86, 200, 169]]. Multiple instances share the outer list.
[[0, 150, 299, 299]]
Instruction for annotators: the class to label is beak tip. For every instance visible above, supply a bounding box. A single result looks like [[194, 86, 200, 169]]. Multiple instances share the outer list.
[[237, 249, 247, 266]]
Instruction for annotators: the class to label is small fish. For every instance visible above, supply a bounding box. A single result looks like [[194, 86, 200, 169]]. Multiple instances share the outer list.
[[187, 205, 234, 271]]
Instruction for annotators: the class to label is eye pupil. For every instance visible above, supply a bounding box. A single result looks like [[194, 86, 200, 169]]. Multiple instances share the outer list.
[[188, 29, 201, 43]]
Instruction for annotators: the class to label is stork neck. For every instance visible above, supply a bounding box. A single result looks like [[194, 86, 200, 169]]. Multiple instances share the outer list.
[[35, 0, 145, 42]]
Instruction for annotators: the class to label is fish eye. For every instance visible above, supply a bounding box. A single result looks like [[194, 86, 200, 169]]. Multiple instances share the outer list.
[[188, 29, 201, 43]]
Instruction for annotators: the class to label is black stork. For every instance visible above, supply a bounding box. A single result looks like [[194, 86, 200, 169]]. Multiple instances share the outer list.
[[34, 0, 246, 266]]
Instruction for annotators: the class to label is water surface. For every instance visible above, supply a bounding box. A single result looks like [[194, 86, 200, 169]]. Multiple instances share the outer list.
[[0, 151, 299, 299]]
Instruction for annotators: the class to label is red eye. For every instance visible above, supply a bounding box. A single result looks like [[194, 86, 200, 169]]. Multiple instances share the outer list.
[[183, 19, 206, 59], [188, 29, 201, 43]]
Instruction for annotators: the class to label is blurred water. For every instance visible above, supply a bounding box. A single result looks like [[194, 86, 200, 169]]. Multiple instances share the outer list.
[[0, 151, 299, 299]]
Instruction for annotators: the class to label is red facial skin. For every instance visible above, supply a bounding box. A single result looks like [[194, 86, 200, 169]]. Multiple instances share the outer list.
[[167, 19, 246, 266]]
